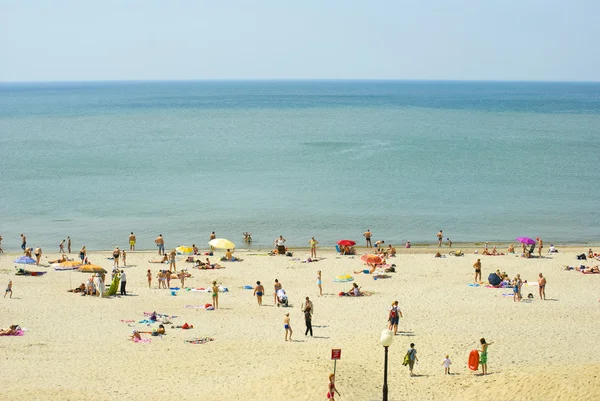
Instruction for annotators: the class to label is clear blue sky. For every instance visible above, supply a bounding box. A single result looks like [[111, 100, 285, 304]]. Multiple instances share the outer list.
[[1, 0, 599, 82]]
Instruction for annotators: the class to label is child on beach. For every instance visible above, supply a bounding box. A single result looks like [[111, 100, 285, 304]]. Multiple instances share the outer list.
[[442, 355, 452, 374], [254, 281, 264, 305], [284, 313, 292, 341], [317, 271, 322, 296], [4, 280, 12, 298], [327, 373, 341, 400], [121, 249, 126, 266], [479, 338, 493, 375], [146, 269, 152, 288]]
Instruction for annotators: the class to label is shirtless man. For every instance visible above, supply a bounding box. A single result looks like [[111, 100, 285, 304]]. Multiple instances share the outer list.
[[67, 236, 71, 253], [59, 239, 65, 253], [4, 280, 12, 298], [537, 237, 543, 257], [253, 281, 265, 306], [538, 273, 547, 300], [273, 279, 282, 305], [284, 313, 292, 341], [20, 234, 27, 252], [129, 232, 136, 251], [473, 258, 482, 283], [437, 230, 443, 247], [155, 234, 165, 255], [363, 230, 372, 248]]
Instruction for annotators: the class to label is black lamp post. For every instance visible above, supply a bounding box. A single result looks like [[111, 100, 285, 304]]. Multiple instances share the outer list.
[[380, 329, 394, 401]]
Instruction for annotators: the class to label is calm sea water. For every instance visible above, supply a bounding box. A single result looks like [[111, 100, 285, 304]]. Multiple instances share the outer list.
[[1, 81, 599, 251]]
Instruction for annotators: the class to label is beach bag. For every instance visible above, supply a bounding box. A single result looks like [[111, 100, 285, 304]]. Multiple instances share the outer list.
[[577, 254, 586, 260], [402, 352, 410, 366]]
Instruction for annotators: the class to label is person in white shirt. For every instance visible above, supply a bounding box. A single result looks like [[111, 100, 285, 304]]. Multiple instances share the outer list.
[[442, 355, 452, 374], [120, 270, 127, 295], [275, 235, 286, 255], [548, 245, 558, 253]]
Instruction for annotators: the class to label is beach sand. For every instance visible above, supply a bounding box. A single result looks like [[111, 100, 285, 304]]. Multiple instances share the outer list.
[[1, 247, 599, 400]]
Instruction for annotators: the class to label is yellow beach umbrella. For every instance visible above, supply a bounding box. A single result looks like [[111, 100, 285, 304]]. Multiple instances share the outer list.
[[333, 274, 354, 283], [176, 246, 194, 255], [77, 264, 107, 274], [208, 238, 235, 250]]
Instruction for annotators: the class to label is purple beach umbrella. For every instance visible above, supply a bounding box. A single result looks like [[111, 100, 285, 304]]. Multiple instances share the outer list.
[[14, 256, 36, 265], [515, 237, 536, 245]]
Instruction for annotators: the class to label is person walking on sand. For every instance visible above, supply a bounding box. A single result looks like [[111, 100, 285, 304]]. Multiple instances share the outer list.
[[473, 259, 482, 283], [537, 237, 543, 257], [67, 236, 71, 253], [317, 270, 322, 296], [169, 250, 176, 272], [112, 247, 120, 268], [479, 338, 493, 375], [442, 355, 452, 375], [327, 373, 341, 400], [388, 301, 402, 335], [407, 343, 418, 376], [212, 281, 219, 309], [34, 247, 42, 266], [309, 237, 318, 259], [304, 308, 313, 337], [284, 313, 292, 341], [538, 273, 547, 300], [4, 280, 12, 298], [59, 239, 65, 253], [79, 246, 86, 263], [253, 281, 264, 305], [119, 270, 127, 295], [146, 269, 152, 289], [363, 229, 372, 248], [20, 234, 27, 252], [273, 279, 282, 305], [155, 234, 165, 255], [129, 232, 136, 251], [437, 230, 443, 247]]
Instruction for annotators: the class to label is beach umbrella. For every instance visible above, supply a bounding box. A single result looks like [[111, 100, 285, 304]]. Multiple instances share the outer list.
[[53, 261, 82, 271], [208, 238, 235, 250], [333, 274, 354, 283], [176, 246, 194, 255], [77, 264, 107, 274], [14, 256, 36, 265], [516, 237, 536, 245], [360, 254, 383, 265], [337, 240, 356, 247]]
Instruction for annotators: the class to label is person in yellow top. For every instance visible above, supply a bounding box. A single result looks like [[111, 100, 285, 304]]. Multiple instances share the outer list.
[[309, 237, 318, 259]]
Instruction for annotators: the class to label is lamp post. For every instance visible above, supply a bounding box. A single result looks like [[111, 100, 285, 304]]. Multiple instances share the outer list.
[[379, 329, 394, 401]]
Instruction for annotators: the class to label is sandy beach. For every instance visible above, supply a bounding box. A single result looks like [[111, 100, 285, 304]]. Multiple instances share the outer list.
[[1, 245, 599, 401]]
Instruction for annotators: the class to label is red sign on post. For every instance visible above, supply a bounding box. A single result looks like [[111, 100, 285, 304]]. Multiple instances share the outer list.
[[331, 349, 341, 360]]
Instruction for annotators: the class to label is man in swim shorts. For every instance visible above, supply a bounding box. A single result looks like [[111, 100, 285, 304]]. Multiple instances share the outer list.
[[4, 280, 12, 298], [363, 230, 372, 248], [538, 273, 547, 300], [129, 232, 136, 251], [254, 281, 264, 306], [437, 230, 443, 247], [473, 259, 482, 283], [155, 234, 165, 255]]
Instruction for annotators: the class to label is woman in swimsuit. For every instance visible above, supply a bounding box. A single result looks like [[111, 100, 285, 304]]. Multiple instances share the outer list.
[[317, 270, 322, 296], [169, 250, 177, 272], [273, 279, 282, 305], [327, 373, 341, 400], [112, 247, 120, 267], [309, 237, 318, 259], [33, 247, 42, 265], [479, 338, 494, 375], [212, 281, 219, 309]]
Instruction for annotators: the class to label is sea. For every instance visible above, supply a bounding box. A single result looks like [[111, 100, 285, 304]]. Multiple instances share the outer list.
[[1, 80, 599, 251]]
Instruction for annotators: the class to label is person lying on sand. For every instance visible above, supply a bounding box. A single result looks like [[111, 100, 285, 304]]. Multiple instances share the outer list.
[[149, 255, 169, 264], [346, 283, 363, 296], [68, 283, 86, 293], [197, 258, 223, 269], [49, 255, 71, 264], [138, 324, 166, 336], [0, 325, 21, 336]]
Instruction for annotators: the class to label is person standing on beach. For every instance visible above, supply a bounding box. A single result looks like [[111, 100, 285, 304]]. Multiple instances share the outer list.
[[146, 269, 152, 288], [537, 237, 543, 257], [119, 270, 127, 295], [273, 279, 282, 305], [67, 236, 71, 253], [112, 247, 120, 268], [473, 259, 482, 283], [121, 249, 127, 266], [363, 230, 372, 248], [388, 301, 402, 335], [0, 234, 3, 253], [479, 338, 493, 375], [169, 250, 176, 272], [155, 234, 164, 255], [309, 237, 318, 259], [209, 231, 216, 249], [538, 273, 547, 300], [327, 374, 341, 400], [407, 343, 418, 376], [284, 313, 292, 341], [437, 230, 443, 247], [211, 281, 219, 309], [97, 274, 104, 297], [302, 296, 313, 317], [253, 281, 264, 306], [59, 239, 65, 253], [4, 280, 12, 298], [20, 234, 26, 252], [304, 308, 313, 337], [275, 235, 286, 255], [317, 270, 322, 296], [79, 246, 86, 264], [447, 238, 453, 248], [34, 247, 42, 266], [129, 232, 136, 251]]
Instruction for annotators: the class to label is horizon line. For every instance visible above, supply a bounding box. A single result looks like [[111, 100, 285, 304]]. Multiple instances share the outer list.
[[1, 78, 600, 85]]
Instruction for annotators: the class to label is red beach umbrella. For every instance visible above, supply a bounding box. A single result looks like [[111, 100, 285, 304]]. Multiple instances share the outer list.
[[337, 240, 356, 247]]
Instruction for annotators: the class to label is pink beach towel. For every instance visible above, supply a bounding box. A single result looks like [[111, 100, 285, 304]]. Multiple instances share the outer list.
[[133, 337, 151, 344]]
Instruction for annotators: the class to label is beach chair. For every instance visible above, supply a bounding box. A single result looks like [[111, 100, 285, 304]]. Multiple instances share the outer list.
[[335, 245, 341, 253]]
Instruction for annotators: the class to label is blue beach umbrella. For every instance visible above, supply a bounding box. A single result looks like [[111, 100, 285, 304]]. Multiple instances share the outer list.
[[14, 256, 36, 265]]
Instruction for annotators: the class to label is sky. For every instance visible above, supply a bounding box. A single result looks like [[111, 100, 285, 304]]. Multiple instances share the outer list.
[[1, 0, 599, 82]]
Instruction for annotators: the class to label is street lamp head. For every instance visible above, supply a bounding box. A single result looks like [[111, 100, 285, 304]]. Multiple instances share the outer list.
[[380, 329, 394, 347]]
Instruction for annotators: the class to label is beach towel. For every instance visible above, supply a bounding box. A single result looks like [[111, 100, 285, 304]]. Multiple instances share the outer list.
[[120, 319, 135, 323], [184, 305, 206, 309], [105, 275, 120, 296], [133, 338, 151, 344], [185, 337, 214, 344], [0, 330, 24, 337]]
